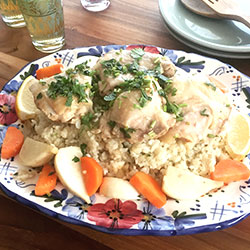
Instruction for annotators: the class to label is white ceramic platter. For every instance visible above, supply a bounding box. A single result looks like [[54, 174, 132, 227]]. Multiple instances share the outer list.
[[0, 45, 250, 236]]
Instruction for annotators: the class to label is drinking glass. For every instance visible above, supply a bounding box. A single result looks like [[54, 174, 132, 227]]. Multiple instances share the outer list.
[[18, 0, 65, 53], [81, 0, 110, 12], [0, 0, 25, 28]]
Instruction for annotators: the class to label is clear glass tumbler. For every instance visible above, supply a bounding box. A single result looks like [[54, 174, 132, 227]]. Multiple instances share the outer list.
[[81, 0, 110, 12], [0, 0, 25, 28], [18, 0, 65, 53]]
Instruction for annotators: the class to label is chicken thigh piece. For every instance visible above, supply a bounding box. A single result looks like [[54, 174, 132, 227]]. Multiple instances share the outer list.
[[94, 49, 176, 96], [29, 72, 93, 124], [161, 73, 231, 144], [100, 85, 176, 143]]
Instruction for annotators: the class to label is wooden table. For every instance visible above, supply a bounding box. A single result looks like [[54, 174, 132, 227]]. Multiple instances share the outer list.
[[1, 0, 250, 249]]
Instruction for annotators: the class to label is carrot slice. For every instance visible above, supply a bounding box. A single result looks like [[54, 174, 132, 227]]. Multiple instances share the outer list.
[[35, 164, 57, 196], [1, 126, 24, 159], [211, 159, 250, 184], [80, 156, 103, 196], [130, 172, 167, 208], [36, 63, 63, 80]]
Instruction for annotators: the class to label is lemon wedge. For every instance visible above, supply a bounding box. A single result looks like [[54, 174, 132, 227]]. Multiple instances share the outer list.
[[226, 111, 250, 160], [15, 75, 39, 120]]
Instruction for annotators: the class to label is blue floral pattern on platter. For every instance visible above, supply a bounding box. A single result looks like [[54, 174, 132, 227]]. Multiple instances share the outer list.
[[0, 45, 250, 236]]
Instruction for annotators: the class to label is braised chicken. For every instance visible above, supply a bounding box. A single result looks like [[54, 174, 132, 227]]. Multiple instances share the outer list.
[[29, 71, 92, 124], [160, 73, 231, 144], [99, 80, 176, 143], [94, 49, 176, 95]]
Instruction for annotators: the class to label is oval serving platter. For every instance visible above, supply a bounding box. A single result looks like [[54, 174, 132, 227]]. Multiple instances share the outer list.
[[0, 45, 250, 236]]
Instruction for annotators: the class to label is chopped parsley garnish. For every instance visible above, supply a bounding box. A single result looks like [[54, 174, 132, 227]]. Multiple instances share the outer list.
[[200, 108, 209, 116], [47, 75, 90, 107], [36, 92, 43, 99], [108, 120, 116, 129], [207, 134, 216, 138], [130, 48, 145, 60], [39, 80, 46, 86], [103, 91, 117, 101], [73, 61, 95, 76], [204, 82, 216, 91], [80, 143, 87, 156], [81, 112, 95, 129], [72, 156, 80, 162], [120, 127, 136, 139], [48, 171, 56, 176], [101, 59, 125, 78], [150, 120, 156, 129], [148, 130, 156, 137], [102, 73, 153, 108]]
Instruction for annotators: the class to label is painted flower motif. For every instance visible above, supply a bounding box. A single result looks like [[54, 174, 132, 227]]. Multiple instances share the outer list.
[[172, 210, 207, 231], [174, 56, 205, 73], [77, 46, 104, 58], [2, 80, 22, 95], [77, 45, 126, 58], [126, 45, 160, 54], [62, 195, 95, 220], [104, 45, 126, 53], [87, 198, 143, 229], [0, 94, 18, 125], [138, 202, 174, 230], [19, 63, 39, 80], [160, 49, 178, 63]]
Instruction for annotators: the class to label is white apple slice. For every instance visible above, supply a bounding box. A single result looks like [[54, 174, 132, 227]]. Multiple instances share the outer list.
[[18, 137, 58, 167], [54, 146, 90, 203], [162, 166, 224, 200], [99, 177, 139, 200]]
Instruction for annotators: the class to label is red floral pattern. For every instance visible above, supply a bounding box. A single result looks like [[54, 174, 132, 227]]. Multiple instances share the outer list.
[[0, 94, 17, 125], [126, 45, 160, 54], [87, 198, 143, 229]]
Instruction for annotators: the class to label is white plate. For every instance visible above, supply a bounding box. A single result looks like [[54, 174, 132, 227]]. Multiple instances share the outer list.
[[159, 0, 250, 54], [0, 45, 250, 236], [162, 18, 250, 59]]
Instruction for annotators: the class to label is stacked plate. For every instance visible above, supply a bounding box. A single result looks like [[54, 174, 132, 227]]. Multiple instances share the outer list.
[[159, 0, 250, 59]]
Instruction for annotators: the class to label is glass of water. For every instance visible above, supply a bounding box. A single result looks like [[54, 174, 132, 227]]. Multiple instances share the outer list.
[[81, 0, 110, 12], [0, 0, 25, 28], [18, 0, 65, 53]]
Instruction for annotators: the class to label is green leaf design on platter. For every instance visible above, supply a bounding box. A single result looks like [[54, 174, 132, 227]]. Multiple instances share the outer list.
[[20, 64, 36, 80], [177, 56, 205, 66]]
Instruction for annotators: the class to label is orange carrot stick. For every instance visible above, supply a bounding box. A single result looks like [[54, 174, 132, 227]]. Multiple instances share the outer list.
[[80, 156, 103, 196], [1, 126, 24, 159], [130, 171, 167, 208], [211, 159, 250, 184], [36, 63, 63, 80], [35, 164, 57, 196]]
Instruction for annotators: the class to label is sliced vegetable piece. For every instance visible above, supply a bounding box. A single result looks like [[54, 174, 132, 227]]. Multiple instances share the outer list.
[[1, 126, 24, 159], [36, 63, 63, 80], [99, 177, 139, 200], [54, 146, 90, 203], [35, 164, 57, 196], [80, 156, 103, 196], [211, 159, 250, 184], [162, 166, 224, 200], [130, 171, 166, 208], [18, 137, 58, 167]]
